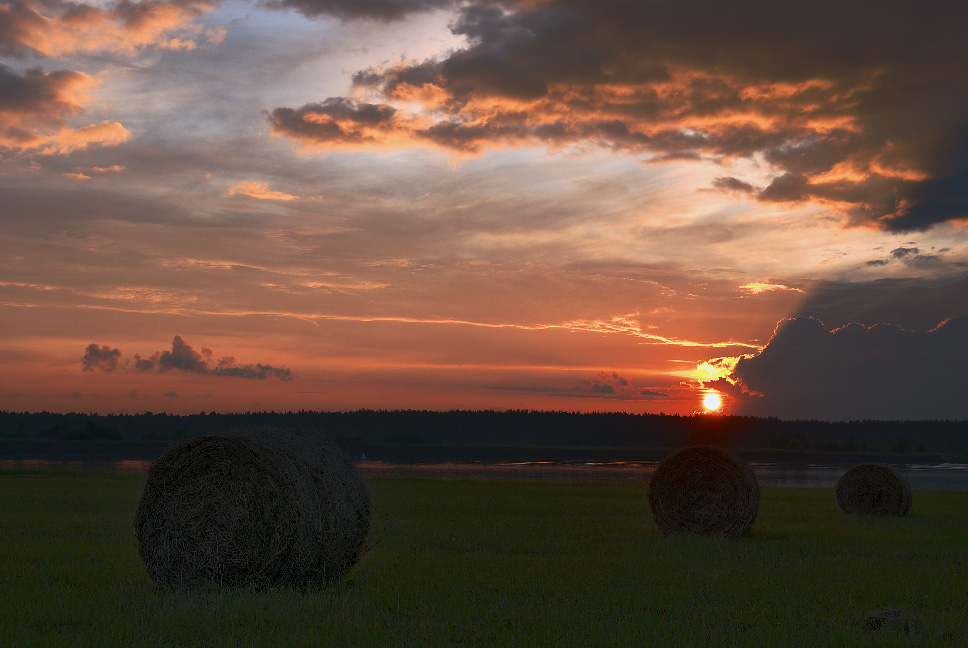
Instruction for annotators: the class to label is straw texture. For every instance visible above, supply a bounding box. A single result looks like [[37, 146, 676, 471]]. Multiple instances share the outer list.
[[134, 429, 370, 589], [836, 463, 912, 516], [648, 446, 759, 537]]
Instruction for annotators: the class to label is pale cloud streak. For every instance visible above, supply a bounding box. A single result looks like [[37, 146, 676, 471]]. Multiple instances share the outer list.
[[229, 181, 299, 201]]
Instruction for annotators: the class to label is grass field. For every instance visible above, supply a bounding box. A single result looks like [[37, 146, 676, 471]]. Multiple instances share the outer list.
[[1, 469, 966, 646]]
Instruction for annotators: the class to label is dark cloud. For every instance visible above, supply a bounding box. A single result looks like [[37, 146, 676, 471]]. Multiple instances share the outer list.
[[157, 334, 212, 372], [267, 98, 398, 145], [891, 247, 919, 260], [0, 64, 85, 151], [792, 276, 968, 333], [82, 344, 122, 372], [213, 360, 293, 381], [712, 177, 756, 194], [0, 64, 130, 155], [590, 382, 614, 394], [720, 315, 968, 421], [262, 0, 457, 21], [489, 370, 650, 400], [270, 0, 968, 230], [81, 336, 293, 381]]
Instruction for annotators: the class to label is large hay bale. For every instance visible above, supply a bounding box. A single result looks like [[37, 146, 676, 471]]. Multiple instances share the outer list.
[[835, 463, 912, 516], [134, 429, 370, 589], [647, 446, 759, 538]]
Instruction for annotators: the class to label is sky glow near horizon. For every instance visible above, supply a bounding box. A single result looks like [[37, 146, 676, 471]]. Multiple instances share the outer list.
[[2, 0, 968, 420]]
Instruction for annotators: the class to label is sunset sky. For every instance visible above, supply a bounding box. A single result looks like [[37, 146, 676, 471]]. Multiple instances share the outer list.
[[2, 0, 967, 420]]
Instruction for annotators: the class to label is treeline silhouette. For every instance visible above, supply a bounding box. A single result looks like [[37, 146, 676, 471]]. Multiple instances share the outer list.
[[1, 409, 966, 457]]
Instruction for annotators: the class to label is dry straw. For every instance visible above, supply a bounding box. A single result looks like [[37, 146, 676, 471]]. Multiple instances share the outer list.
[[835, 463, 912, 516], [647, 445, 760, 538], [134, 429, 370, 589]]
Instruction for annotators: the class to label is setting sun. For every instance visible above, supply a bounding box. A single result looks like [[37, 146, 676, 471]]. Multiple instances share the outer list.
[[703, 393, 723, 412]]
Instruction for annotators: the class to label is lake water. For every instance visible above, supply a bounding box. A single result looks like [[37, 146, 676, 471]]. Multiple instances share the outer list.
[[4, 458, 968, 490], [354, 460, 968, 490]]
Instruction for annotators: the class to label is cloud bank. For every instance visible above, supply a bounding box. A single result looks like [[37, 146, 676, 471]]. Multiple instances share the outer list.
[[0, 0, 216, 156], [268, 0, 968, 231], [715, 316, 968, 421], [0, 0, 214, 58], [83, 335, 293, 381]]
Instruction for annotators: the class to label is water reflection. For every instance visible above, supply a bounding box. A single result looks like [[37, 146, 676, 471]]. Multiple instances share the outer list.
[[3, 457, 968, 490], [0, 459, 153, 474], [751, 462, 968, 490]]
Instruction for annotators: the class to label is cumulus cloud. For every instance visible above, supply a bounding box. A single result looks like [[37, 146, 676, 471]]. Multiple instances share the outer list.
[[715, 315, 968, 420], [268, 0, 968, 230], [82, 336, 293, 381], [0, 64, 130, 155], [0, 0, 216, 157], [82, 343, 121, 372]]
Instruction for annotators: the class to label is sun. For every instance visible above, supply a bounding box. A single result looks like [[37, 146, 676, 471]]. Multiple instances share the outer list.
[[702, 393, 722, 412]]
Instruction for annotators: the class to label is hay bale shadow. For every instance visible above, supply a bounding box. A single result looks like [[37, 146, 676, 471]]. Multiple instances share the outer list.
[[134, 429, 371, 589], [836, 464, 912, 516], [647, 446, 759, 538]]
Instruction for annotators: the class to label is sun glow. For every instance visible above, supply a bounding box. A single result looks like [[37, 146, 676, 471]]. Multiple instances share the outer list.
[[703, 392, 722, 412]]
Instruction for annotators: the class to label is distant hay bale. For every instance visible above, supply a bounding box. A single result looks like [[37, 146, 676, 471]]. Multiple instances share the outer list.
[[647, 446, 759, 538], [836, 463, 912, 516], [134, 429, 370, 589]]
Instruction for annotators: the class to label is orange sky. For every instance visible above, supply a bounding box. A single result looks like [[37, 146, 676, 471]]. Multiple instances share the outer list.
[[2, 0, 967, 420]]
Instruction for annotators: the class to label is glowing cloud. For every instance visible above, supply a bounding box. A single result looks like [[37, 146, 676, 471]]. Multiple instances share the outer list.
[[268, 0, 968, 231], [741, 282, 804, 295], [228, 181, 300, 201], [0, 65, 130, 154], [0, 0, 216, 57]]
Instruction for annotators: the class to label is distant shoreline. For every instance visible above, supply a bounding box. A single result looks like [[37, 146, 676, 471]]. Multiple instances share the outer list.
[[0, 439, 948, 466]]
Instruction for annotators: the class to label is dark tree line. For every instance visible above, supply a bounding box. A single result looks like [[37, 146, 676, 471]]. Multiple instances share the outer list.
[[1, 409, 965, 456]]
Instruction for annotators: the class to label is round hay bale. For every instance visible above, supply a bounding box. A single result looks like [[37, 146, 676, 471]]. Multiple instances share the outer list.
[[835, 463, 912, 516], [647, 446, 759, 538], [134, 429, 370, 589]]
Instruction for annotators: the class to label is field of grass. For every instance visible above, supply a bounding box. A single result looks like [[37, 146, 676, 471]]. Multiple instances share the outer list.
[[2, 468, 967, 646]]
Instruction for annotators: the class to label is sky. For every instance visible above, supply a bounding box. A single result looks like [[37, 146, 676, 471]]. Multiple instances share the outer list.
[[2, 0, 967, 420]]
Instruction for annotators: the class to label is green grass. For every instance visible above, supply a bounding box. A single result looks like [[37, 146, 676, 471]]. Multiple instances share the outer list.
[[2, 469, 967, 646]]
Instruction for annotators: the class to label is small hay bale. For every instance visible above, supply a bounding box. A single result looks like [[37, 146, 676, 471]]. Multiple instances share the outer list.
[[134, 429, 370, 589], [647, 446, 759, 538], [865, 608, 916, 633], [836, 463, 912, 516]]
